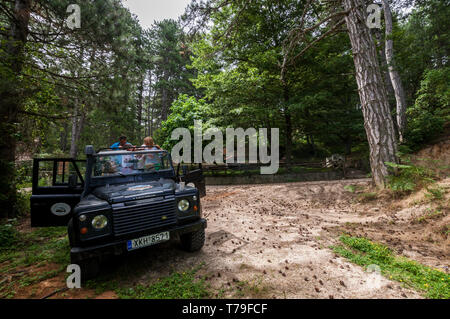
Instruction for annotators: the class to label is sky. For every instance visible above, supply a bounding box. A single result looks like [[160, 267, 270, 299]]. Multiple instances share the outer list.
[[122, 0, 192, 29]]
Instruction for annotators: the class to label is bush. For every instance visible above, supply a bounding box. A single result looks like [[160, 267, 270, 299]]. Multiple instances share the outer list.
[[15, 161, 33, 189], [405, 67, 449, 150], [15, 192, 31, 217], [386, 157, 435, 194], [0, 224, 19, 249]]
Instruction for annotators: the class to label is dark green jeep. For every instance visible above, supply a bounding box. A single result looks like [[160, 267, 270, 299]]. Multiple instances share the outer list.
[[30, 146, 207, 279]]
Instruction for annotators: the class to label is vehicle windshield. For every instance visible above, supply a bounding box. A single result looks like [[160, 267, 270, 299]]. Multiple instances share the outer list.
[[92, 150, 172, 177]]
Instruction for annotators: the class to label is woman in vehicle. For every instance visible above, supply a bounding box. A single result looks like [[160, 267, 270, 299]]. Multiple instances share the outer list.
[[137, 137, 162, 171], [141, 136, 162, 150]]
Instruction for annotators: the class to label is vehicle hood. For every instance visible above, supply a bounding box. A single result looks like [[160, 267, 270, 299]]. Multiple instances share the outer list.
[[93, 179, 176, 204]]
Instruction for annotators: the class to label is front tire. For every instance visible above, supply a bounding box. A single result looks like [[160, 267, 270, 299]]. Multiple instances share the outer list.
[[180, 228, 205, 252]]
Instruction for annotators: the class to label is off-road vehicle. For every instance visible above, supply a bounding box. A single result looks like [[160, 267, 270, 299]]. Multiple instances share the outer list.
[[30, 146, 207, 279]]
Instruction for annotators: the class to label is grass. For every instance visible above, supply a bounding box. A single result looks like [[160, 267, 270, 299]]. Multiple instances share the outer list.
[[344, 184, 366, 193], [1, 220, 210, 299], [0, 225, 69, 298], [332, 235, 450, 299], [116, 266, 210, 299], [344, 185, 356, 193], [234, 276, 269, 298], [425, 186, 446, 201], [414, 208, 445, 224]]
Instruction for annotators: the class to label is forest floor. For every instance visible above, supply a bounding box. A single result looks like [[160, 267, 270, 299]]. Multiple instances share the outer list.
[[2, 177, 448, 299]]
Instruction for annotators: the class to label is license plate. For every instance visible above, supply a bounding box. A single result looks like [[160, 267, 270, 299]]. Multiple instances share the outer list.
[[127, 231, 170, 251]]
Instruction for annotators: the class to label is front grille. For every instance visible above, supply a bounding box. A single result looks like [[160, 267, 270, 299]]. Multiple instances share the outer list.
[[112, 198, 176, 236]]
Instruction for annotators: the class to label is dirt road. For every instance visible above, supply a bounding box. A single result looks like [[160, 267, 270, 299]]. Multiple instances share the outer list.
[[119, 178, 449, 299]]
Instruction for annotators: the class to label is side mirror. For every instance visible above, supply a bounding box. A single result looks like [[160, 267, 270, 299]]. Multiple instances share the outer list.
[[68, 174, 78, 188]]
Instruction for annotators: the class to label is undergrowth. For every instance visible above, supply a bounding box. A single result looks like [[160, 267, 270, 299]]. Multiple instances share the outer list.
[[332, 235, 449, 299]]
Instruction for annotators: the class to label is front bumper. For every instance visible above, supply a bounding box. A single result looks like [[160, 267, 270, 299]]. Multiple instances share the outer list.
[[70, 218, 207, 263]]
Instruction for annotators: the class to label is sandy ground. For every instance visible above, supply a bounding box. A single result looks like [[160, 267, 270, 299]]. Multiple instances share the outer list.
[[170, 179, 445, 299], [97, 178, 447, 299], [10, 178, 450, 299]]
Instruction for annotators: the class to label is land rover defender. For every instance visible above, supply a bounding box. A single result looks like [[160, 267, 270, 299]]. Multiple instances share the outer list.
[[30, 145, 207, 279]]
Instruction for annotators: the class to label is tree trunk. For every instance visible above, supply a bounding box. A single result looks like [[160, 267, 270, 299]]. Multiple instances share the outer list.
[[137, 76, 144, 139], [382, 0, 407, 143], [60, 122, 69, 152], [0, 0, 31, 219], [161, 57, 170, 121], [283, 86, 292, 168], [69, 101, 86, 159], [306, 135, 316, 157], [161, 88, 168, 121], [374, 29, 395, 100], [345, 136, 352, 155], [342, 0, 398, 188]]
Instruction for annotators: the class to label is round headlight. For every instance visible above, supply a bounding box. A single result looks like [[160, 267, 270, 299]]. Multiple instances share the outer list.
[[91, 215, 108, 230], [178, 199, 190, 212], [79, 214, 86, 222]]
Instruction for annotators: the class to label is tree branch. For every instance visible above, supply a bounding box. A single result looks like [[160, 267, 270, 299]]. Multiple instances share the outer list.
[[18, 110, 73, 120]]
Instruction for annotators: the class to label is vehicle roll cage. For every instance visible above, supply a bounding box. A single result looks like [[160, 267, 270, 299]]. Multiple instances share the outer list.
[[95, 146, 165, 153]]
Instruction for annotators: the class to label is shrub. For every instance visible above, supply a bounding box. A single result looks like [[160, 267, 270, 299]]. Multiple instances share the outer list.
[[15, 192, 31, 217], [0, 224, 19, 249], [386, 155, 435, 194], [405, 67, 449, 150]]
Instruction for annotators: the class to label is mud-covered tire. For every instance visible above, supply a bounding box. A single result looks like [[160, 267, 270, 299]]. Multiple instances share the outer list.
[[180, 228, 205, 252]]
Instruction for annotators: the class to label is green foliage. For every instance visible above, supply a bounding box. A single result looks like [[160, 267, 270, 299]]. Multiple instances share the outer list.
[[385, 159, 435, 194], [156, 94, 212, 151], [0, 225, 69, 298], [117, 266, 210, 299], [425, 186, 445, 201], [344, 185, 356, 193], [0, 224, 19, 249], [405, 67, 449, 150], [2, 0, 449, 218], [333, 235, 450, 299], [415, 208, 444, 224], [15, 162, 32, 189], [189, 1, 365, 159], [14, 192, 31, 217]]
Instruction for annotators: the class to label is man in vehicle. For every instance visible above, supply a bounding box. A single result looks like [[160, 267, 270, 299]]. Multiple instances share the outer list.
[[110, 135, 133, 150]]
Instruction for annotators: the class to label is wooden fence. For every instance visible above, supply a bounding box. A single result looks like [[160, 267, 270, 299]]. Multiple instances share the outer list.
[[201, 161, 325, 175]]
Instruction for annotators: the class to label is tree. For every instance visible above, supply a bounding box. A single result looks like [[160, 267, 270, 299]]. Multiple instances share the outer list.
[[156, 94, 210, 152], [0, 0, 32, 218], [405, 67, 449, 149], [382, 0, 407, 142], [342, 0, 398, 187], [150, 20, 198, 122], [0, 0, 148, 217], [185, 0, 399, 186]]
